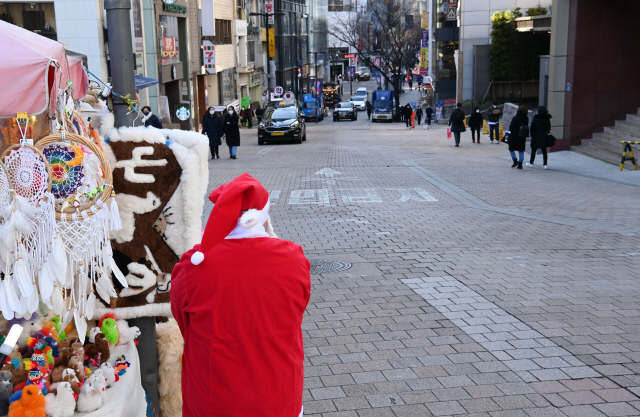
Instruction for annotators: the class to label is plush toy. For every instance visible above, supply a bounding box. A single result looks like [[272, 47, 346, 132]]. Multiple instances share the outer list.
[[114, 356, 130, 376], [48, 318, 65, 342], [99, 363, 117, 388], [61, 372, 81, 396], [5, 314, 45, 349], [76, 380, 102, 412], [66, 356, 85, 381], [84, 333, 110, 367], [44, 337, 59, 358], [87, 327, 101, 344], [99, 316, 119, 346], [70, 342, 84, 360], [115, 320, 141, 345], [157, 320, 184, 417], [0, 370, 13, 415], [8, 385, 45, 417], [44, 381, 76, 417], [1, 350, 28, 387], [87, 370, 106, 400], [40, 322, 60, 342]]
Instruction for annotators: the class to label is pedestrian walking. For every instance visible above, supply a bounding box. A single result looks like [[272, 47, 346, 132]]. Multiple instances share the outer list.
[[141, 106, 163, 129], [223, 106, 240, 159], [416, 106, 423, 126], [469, 106, 483, 144], [404, 104, 412, 129], [448, 103, 466, 147], [526, 106, 552, 169], [410, 108, 416, 129], [487, 101, 502, 143], [202, 106, 224, 160], [245, 106, 254, 129], [507, 105, 530, 169], [408, 78, 413, 90], [171, 173, 310, 417], [366, 101, 372, 120], [255, 105, 264, 123], [425, 106, 433, 129]]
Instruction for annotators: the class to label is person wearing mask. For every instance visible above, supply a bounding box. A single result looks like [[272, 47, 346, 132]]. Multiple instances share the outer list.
[[245, 106, 254, 129], [255, 105, 264, 123], [487, 101, 502, 143], [366, 101, 372, 120], [425, 106, 433, 129], [141, 106, 163, 129], [448, 103, 466, 147], [507, 105, 530, 169], [223, 106, 241, 159], [202, 107, 224, 160], [408, 77, 413, 91], [468, 106, 483, 144], [526, 106, 552, 169], [415, 106, 423, 126]]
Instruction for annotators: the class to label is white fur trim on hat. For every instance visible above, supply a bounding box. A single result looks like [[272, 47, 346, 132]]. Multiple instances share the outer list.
[[191, 251, 205, 265], [240, 209, 261, 228]]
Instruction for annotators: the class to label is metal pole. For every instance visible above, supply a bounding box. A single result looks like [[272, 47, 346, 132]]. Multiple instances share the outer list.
[[265, 15, 271, 105], [105, 1, 160, 414], [105, 0, 138, 127]]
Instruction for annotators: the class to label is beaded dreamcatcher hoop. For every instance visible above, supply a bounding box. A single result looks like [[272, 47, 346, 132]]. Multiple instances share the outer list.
[[0, 144, 61, 321], [36, 132, 124, 342], [0, 162, 12, 213]]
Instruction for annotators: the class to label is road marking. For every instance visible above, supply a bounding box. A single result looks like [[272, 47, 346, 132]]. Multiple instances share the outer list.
[[402, 276, 600, 382], [247, 145, 275, 160], [289, 189, 332, 205], [315, 167, 342, 177], [269, 190, 281, 199], [339, 188, 383, 203], [388, 188, 438, 202]]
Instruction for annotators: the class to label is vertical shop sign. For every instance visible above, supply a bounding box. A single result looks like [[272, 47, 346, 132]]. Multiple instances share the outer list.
[[203, 40, 216, 74], [132, 0, 144, 51], [164, 37, 175, 52], [265, 0, 274, 24], [422, 30, 428, 48], [268, 28, 275, 57], [422, 10, 428, 29]]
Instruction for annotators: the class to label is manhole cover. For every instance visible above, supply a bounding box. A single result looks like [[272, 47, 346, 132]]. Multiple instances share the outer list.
[[310, 260, 352, 275]]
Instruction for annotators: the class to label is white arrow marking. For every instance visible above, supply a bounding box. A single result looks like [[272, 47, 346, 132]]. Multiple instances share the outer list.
[[315, 168, 342, 177]]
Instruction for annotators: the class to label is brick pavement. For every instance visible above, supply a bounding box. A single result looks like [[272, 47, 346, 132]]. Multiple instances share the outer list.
[[205, 85, 640, 416]]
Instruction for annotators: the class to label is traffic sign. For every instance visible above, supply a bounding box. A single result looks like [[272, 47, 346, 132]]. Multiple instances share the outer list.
[[446, 7, 456, 21], [283, 91, 295, 105], [274, 86, 284, 95]]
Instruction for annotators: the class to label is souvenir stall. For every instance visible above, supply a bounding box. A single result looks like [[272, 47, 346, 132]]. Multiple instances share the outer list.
[[0, 20, 157, 417]]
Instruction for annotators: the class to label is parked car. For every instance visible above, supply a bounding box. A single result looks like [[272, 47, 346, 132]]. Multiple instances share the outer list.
[[258, 106, 306, 144], [333, 102, 358, 121], [356, 67, 371, 80]]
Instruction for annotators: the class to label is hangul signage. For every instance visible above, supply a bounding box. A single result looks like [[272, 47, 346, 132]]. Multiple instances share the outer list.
[[421, 30, 429, 48], [163, 36, 175, 52], [343, 54, 356, 59], [265, 0, 274, 24], [420, 48, 428, 68], [422, 10, 428, 29]]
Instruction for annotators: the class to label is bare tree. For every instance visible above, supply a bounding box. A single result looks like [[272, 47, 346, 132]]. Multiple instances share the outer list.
[[330, 0, 420, 121]]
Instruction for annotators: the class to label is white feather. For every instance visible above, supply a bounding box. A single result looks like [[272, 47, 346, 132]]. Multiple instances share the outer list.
[[52, 286, 65, 315], [16, 294, 28, 315], [110, 257, 128, 288], [60, 308, 73, 333], [38, 264, 53, 299], [12, 211, 33, 235], [13, 256, 33, 296], [85, 292, 96, 320], [52, 234, 68, 276], [4, 277, 21, 312], [74, 309, 87, 344], [0, 281, 13, 320], [27, 288, 39, 313], [42, 295, 53, 311]]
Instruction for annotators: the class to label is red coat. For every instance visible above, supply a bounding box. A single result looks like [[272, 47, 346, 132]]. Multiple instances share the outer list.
[[171, 237, 311, 417]]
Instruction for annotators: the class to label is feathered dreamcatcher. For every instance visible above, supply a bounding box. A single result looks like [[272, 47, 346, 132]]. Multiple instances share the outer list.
[[36, 132, 124, 344], [0, 144, 61, 321]]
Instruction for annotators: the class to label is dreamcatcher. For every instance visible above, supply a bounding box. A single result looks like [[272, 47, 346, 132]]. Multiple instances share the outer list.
[[0, 162, 11, 214], [36, 132, 124, 344], [0, 144, 61, 321]]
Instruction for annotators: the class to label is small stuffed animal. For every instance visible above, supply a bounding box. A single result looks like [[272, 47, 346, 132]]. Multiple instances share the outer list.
[[44, 337, 59, 358], [0, 370, 13, 415], [69, 342, 84, 360], [99, 318, 119, 346], [8, 385, 45, 417], [87, 327, 101, 344], [5, 314, 45, 349], [87, 370, 106, 401], [66, 357, 85, 381], [99, 363, 117, 388], [116, 320, 141, 345], [61, 372, 81, 396], [44, 381, 76, 417], [76, 380, 102, 412], [1, 350, 28, 388], [84, 333, 110, 367]]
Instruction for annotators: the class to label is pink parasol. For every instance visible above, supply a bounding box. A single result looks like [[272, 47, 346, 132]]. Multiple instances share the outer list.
[[0, 20, 88, 118]]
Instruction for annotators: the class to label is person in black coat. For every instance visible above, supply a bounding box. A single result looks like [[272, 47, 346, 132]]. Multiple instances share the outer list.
[[255, 106, 264, 123], [425, 106, 433, 128], [415, 106, 423, 125], [223, 106, 241, 159], [526, 106, 552, 169], [366, 101, 372, 120], [404, 104, 413, 128], [141, 106, 163, 129], [202, 106, 224, 160], [448, 103, 466, 147], [507, 105, 530, 169], [468, 106, 483, 144]]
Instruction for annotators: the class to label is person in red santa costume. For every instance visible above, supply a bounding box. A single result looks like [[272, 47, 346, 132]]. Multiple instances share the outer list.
[[171, 173, 311, 417]]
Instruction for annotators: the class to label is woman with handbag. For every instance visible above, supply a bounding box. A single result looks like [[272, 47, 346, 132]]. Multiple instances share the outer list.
[[526, 106, 552, 169], [507, 105, 529, 169]]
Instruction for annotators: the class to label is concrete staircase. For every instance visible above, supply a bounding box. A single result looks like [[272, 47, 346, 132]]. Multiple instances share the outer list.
[[572, 108, 640, 169]]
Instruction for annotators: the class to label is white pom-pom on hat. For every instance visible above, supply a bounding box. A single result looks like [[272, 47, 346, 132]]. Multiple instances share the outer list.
[[240, 209, 261, 228], [191, 251, 205, 265]]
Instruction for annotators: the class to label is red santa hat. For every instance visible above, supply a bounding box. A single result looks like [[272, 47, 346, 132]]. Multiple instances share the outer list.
[[191, 173, 270, 265]]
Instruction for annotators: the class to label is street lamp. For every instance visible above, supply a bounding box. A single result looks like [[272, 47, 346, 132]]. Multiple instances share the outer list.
[[249, 11, 284, 105]]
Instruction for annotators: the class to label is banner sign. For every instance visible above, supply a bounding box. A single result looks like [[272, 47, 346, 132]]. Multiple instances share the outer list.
[[268, 28, 275, 57], [163, 37, 175, 52], [203, 41, 216, 74], [420, 48, 428, 68], [265, 0, 274, 24], [422, 30, 429, 48], [422, 10, 428, 29]]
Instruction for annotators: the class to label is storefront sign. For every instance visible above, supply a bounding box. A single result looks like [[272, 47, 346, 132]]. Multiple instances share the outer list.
[[227, 99, 240, 112], [268, 28, 275, 57], [250, 73, 261, 87], [203, 41, 216, 74], [421, 30, 429, 48], [422, 10, 428, 29], [446, 6, 457, 21], [163, 3, 187, 13], [241, 96, 251, 108], [132, 0, 144, 51], [343, 54, 356, 59], [274, 86, 284, 95], [162, 0, 177, 3], [163, 37, 175, 52], [265, 0, 274, 24], [176, 105, 191, 121], [135, 52, 144, 76], [420, 48, 427, 67]]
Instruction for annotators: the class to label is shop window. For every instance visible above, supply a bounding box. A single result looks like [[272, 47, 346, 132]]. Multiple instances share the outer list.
[[436, 41, 458, 81], [0, 2, 57, 40], [159, 15, 180, 64], [220, 69, 236, 104], [215, 19, 232, 44], [247, 38, 256, 63]]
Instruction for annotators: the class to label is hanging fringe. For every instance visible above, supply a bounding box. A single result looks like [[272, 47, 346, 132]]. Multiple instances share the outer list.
[[38, 264, 53, 299], [0, 280, 14, 320], [110, 192, 123, 231], [85, 291, 96, 319]]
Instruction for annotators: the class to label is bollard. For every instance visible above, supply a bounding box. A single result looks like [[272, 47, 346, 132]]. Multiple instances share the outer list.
[[483, 120, 488, 135], [499, 125, 504, 141]]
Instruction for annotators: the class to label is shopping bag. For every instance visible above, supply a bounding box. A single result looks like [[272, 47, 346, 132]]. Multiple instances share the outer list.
[[447, 128, 451, 139]]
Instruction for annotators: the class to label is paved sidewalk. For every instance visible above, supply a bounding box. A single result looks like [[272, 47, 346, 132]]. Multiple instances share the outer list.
[[206, 103, 640, 416]]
